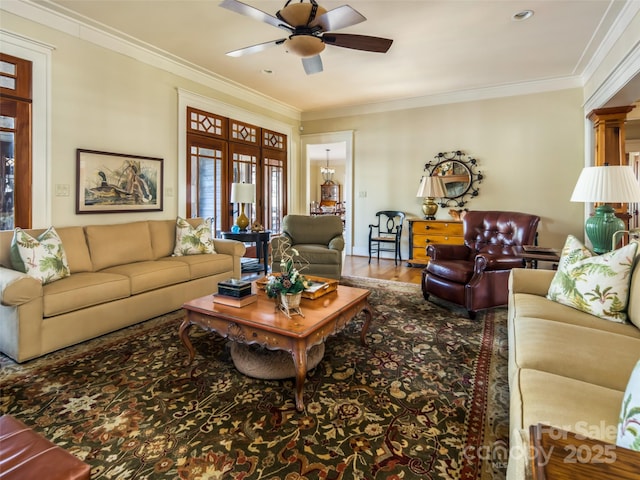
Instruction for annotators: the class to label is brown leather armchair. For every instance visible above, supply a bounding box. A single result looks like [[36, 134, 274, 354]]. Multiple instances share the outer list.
[[422, 210, 540, 319]]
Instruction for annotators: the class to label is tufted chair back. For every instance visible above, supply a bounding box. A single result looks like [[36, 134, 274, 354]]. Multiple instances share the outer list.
[[422, 210, 540, 319], [463, 210, 540, 254]]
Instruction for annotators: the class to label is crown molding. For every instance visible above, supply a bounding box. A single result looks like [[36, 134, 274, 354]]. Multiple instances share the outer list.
[[1, 0, 302, 121], [301, 76, 583, 121]]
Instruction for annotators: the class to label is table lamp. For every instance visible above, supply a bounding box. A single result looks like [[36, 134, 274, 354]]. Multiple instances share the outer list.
[[230, 182, 255, 231], [416, 175, 446, 219], [570, 165, 640, 253]]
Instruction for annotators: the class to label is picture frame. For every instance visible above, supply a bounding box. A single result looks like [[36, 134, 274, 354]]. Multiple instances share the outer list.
[[76, 149, 163, 213]]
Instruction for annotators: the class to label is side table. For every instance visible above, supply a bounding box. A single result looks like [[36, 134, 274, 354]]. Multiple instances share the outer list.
[[529, 423, 640, 479], [221, 230, 271, 275], [513, 246, 561, 269]]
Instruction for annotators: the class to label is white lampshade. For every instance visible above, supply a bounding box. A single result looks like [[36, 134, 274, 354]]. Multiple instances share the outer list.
[[416, 175, 446, 198], [230, 183, 255, 204], [570, 166, 640, 203]]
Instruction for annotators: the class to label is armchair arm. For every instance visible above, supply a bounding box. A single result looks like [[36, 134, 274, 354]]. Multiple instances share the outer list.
[[426, 244, 472, 261], [474, 253, 525, 274], [328, 235, 345, 251]]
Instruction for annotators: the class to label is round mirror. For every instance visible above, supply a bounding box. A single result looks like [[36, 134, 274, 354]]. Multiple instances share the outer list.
[[433, 160, 472, 199], [424, 151, 483, 207]]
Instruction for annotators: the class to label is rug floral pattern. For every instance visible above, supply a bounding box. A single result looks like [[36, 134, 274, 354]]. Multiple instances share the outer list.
[[0, 277, 508, 479]]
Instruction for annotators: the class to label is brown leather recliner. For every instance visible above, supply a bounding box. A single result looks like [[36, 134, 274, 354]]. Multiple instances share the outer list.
[[422, 210, 540, 319]]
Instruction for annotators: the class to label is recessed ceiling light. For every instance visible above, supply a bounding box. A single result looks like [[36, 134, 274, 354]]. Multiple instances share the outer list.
[[512, 10, 534, 21]]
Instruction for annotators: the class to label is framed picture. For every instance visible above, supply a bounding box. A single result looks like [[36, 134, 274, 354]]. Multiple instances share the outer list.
[[76, 149, 163, 213]]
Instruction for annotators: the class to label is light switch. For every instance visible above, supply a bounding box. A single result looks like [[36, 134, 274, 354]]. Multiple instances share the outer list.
[[55, 184, 70, 197]]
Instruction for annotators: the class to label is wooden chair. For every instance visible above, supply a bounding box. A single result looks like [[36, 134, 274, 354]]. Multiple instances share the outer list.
[[368, 211, 406, 266]]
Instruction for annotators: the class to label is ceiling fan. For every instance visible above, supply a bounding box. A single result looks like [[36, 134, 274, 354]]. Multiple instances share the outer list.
[[219, 0, 393, 75]]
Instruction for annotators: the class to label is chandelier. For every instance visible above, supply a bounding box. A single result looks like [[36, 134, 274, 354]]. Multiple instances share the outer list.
[[320, 149, 335, 183]]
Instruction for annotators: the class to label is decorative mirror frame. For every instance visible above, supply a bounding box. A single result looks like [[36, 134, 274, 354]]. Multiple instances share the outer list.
[[423, 150, 483, 207]]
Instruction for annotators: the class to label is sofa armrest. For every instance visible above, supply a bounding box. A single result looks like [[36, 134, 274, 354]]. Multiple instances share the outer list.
[[508, 268, 556, 296], [0, 267, 42, 306], [212, 238, 246, 258]]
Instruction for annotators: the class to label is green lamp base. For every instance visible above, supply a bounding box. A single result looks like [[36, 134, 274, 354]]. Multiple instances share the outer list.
[[584, 204, 625, 254]]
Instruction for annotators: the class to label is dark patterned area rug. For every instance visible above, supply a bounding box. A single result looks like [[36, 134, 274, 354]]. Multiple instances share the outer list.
[[0, 276, 508, 480]]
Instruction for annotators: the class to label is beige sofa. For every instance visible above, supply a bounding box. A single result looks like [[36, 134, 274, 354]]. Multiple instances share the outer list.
[[507, 262, 640, 479], [0, 218, 245, 363]]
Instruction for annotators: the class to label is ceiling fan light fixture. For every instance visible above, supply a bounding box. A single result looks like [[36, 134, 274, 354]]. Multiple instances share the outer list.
[[285, 35, 325, 57], [278, 2, 327, 27]]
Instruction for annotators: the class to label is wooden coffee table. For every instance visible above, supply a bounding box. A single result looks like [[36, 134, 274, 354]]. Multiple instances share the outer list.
[[179, 283, 372, 411]]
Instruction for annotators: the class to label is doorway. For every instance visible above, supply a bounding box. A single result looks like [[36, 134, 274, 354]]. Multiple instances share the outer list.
[[301, 131, 354, 255]]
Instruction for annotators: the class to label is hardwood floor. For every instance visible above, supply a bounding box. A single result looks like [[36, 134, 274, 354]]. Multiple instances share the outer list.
[[242, 255, 423, 284], [341, 255, 423, 284]]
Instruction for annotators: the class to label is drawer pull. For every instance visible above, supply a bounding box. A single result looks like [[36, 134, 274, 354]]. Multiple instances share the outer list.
[[424, 225, 431, 230]]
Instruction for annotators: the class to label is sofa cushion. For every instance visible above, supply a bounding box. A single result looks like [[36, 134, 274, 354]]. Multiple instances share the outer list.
[[512, 317, 640, 391], [160, 254, 232, 280], [283, 215, 343, 245], [292, 244, 341, 266], [85, 221, 154, 271], [173, 217, 216, 256], [149, 219, 177, 259], [510, 292, 640, 339], [547, 235, 637, 323], [43, 272, 130, 317], [10, 227, 70, 285], [426, 259, 474, 284], [617, 358, 640, 450], [516, 369, 622, 443], [102, 260, 190, 295], [54, 226, 93, 273]]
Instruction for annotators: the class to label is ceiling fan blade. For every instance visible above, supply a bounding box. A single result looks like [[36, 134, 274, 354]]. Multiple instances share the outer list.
[[219, 0, 292, 31], [309, 5, 366, 32], [323, 33, 393, 53], [302, 55, 323, 75], [226, 39, 285, 57]]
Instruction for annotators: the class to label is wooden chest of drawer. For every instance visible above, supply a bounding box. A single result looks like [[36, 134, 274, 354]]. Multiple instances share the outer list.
[[408, 219, 464, 266]]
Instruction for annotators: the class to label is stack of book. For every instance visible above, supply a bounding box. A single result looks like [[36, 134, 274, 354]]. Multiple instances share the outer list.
[[213, 279, 257, 307]]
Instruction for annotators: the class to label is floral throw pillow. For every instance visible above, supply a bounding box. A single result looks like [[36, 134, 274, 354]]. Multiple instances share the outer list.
[[10, 227, 71, 284], [546, 235, 637, 323], [173, 217, 216, 256], [618, 358, 640, 451]]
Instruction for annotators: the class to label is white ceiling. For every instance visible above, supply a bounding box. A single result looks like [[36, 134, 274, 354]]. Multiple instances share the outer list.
[[31, 0, 636, 114]]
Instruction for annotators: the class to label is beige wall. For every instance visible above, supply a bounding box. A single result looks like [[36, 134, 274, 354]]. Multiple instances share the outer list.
[[302, 89, 586, 255], [0, 11, 301, 228]]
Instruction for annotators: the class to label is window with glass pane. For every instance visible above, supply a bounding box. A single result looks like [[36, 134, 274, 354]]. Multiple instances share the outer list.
[[185, 107, 288, 234], [189, 143, 223, 234], [263, 151, 286, 233], [0, 53, 32, 230], [230, 144, 257, 227], [0, 124, 15, 230]]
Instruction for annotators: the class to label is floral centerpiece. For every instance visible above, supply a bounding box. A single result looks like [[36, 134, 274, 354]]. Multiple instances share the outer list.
[[265, 238, 310, 317]]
